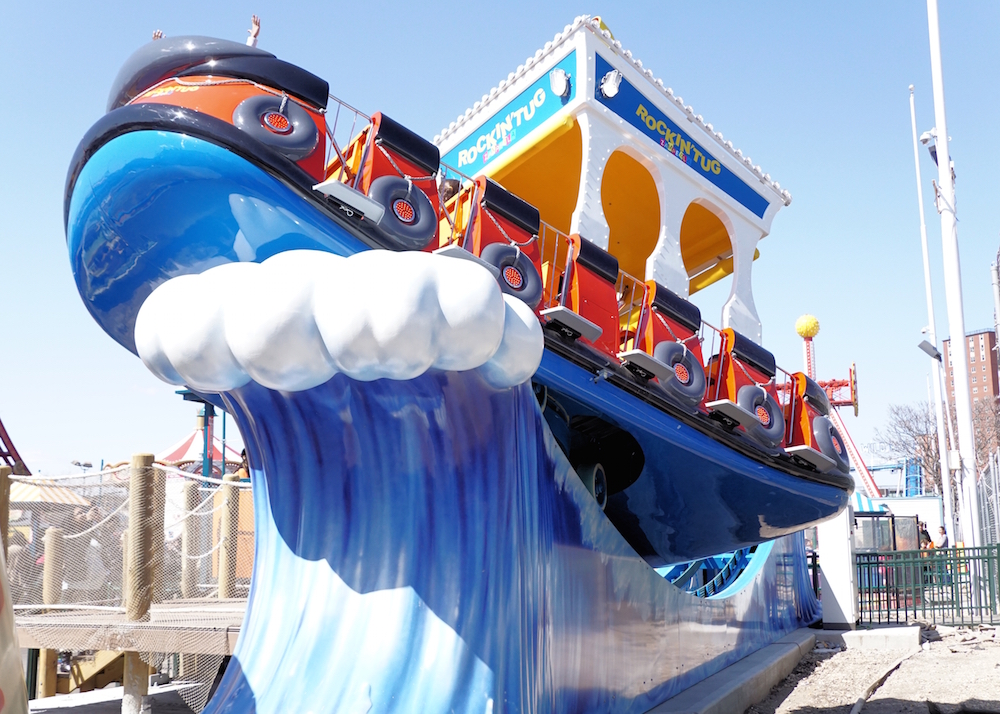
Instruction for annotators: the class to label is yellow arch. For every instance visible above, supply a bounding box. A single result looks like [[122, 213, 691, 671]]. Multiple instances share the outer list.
[[600, 150, 660, 280], [490, 119, 582, 234], [679, 202, 757, 294]]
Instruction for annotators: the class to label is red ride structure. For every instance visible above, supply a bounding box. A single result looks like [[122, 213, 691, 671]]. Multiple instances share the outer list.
[[0, 417, 29, 475]]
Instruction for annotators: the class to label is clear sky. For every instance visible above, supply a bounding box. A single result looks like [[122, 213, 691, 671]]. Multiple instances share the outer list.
[[2, 1, 998, 474]]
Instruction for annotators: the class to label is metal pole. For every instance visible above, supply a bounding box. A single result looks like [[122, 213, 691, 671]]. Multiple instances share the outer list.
[[926, 0, 980, 546], [991, 261, 1000, 349], [910, 85, 954, 543], [994, 449, 1000, 543], [201, 405, 215, 479], [221, 409, 227, 474]]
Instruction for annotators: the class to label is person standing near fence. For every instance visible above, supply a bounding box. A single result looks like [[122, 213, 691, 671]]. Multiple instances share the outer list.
[[933, 526, 949, 549]]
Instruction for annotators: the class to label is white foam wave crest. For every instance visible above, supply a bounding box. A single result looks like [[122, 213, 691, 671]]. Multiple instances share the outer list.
[[134, 249, 543, 392]]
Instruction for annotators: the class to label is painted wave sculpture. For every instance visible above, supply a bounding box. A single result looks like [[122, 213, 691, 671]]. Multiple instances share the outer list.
[[63, 22, 839, 713]]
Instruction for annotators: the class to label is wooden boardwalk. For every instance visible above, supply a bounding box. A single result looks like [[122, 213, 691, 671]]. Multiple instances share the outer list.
[[16, 599, 244, 655]]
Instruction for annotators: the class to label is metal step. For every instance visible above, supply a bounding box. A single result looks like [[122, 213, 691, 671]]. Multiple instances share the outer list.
[[540, 306, 603, 343]]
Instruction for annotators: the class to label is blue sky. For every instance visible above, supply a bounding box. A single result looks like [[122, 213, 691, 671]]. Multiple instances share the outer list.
[[2, 1, 998, 474]]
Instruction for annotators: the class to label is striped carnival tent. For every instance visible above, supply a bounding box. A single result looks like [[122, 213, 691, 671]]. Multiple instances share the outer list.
[[157, 428, 241, 469], [9, 480, 90, 507], [852, 490, 888, 514]]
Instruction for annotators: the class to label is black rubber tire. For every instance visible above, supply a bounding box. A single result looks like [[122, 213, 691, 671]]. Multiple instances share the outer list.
[[812, 415, 850, 474], [576, 463, 608, 511], [652, 341, 706, 407], [480, 243, 543, 309], [368, 176, 437, 250], [231, 94, 319, 162], [736, 385, 785, 448]]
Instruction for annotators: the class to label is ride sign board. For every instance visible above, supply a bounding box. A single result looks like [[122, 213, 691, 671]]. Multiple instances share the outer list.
[[593, 54, 769, 218], [442, 51, 577, 173]]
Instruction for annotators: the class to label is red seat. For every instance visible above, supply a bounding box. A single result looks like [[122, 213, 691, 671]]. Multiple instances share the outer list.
[[441, 177, 542, 267], [706, 328, 785, 447], [638, 281, 704, 364], [784, 373, 849, 473], [628, 281, 708, 408], [563, 235, 621, 358], [352, 113, 440, 196]]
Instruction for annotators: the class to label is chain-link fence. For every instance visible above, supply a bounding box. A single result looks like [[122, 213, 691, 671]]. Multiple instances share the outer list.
[[2, 458, 253, 711], [982, 449, 1000, 546]]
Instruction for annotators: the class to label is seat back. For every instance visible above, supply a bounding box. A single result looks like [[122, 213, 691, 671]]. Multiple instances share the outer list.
[[327, 112, 441, 210], [709, 328, 778, 403], [442, 176, 541, 252], [639, 281, 702, 355], [785, 372, 831, 448], [363, 113, 439, 187], [565, 235, 621, 357]]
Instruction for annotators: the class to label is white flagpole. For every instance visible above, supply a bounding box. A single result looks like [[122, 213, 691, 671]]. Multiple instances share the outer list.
[[926, 0, 980, 546], [909, 85, 954, 543]]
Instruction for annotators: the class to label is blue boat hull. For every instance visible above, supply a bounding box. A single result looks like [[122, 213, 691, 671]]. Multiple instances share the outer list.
[[66, 123, 837, 711], [66, 126, 849, 563]]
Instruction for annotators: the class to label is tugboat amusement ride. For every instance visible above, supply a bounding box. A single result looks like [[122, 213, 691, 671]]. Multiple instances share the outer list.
[[65, 16, 852, 713]]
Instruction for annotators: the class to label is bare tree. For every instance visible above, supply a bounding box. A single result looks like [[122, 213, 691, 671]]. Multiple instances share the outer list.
[[874, 402, 942, 494], [874, 398, 1000, 495], [970, 398, 1000, 473]]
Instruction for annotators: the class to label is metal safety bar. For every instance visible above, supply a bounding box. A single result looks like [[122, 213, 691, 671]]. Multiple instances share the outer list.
[[324, 93, 373, 186]]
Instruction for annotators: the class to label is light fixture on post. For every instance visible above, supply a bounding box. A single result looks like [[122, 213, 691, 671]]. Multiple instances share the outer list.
[[549, 68, 571, 99], [70, 460, 92, 472], [918, 340, 942, 361], [920, 128, 938, 165]]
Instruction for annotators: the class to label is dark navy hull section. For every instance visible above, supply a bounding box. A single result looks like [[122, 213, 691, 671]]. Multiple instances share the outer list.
[[535, 353, 848, 565]]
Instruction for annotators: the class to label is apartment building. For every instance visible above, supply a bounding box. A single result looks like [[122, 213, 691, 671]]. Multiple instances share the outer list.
[[942, 329, 999, 405]]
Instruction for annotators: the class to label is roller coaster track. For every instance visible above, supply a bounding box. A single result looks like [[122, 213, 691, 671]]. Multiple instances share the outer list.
[[666, 546, 757, 597], [0, 416, 30, 475]]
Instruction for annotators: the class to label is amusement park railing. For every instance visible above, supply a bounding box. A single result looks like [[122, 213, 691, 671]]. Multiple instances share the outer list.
[[856, 546, 1000, 625]]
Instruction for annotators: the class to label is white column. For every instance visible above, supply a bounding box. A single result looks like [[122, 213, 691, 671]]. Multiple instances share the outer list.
[[568, 111, 618, 248], [721, 220, 763, 343], [645, 175, 700, 297], [817, 506, 859, 629], [927, 0, 980, 546]]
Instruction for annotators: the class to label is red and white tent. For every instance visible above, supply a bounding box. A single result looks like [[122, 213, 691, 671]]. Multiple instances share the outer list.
[[156, 428, 241, 470]]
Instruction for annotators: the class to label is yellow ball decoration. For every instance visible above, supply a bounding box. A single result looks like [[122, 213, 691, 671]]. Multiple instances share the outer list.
[[795, 314, 820, 339]]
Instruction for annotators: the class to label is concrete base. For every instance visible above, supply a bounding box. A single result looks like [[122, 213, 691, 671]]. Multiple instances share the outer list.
[[814, 625, 921, 651], [647, 629, 815, 714]]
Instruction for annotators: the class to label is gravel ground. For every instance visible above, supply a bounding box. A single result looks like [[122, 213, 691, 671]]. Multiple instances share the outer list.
[[745, 624, 1000, 714]]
